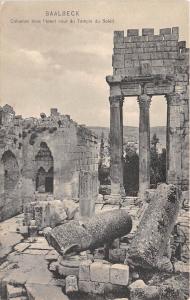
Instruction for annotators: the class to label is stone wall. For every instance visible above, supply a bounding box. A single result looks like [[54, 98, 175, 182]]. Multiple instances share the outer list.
[[113, 27, 187, 78], [78, 260, 129, 295], [21, 115, 98, 204], [0, 105, 99, 221], [0, 105, 23, 221]]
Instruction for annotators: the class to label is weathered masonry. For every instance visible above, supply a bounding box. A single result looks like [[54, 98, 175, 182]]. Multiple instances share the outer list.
[[106, 27, 189, 200], [0, 105, 99, 221]]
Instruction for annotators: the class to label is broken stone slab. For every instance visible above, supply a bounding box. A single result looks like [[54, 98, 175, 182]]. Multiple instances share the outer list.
[[45, 250, 59, 261], [65, 275, 78, 293], [6, 284, 26, 298], [90, 261, 111, 283], [110, 264, 129, 286], [23, 249, 49, 255], [45, 209, 132, 255], [14, 243, 30, 253], [79, 259, 92, 281], [57, 264, 79, 277], [29, 242, 53, 250], [129, 280, 160, 300], [126, 184, 181, 270], [25, 283, 69, 300]]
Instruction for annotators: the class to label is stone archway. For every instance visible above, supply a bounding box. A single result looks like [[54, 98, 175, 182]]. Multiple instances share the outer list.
[[35, 142, 54, 194], [1, 150, 19, 193]]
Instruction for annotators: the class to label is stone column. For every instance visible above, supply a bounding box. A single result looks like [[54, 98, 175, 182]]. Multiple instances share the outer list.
[[166, 97, 170, 175], [79, 170, 95, 220], [120, 99, 125, 195], [109, 95, 124, 202], [138, 94, 151, 196], [166, 93, 182, 187]]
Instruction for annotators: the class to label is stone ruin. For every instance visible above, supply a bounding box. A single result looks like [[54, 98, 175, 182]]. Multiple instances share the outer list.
[[0, 27, 189, 300], [106, 26, 189, 200], [0, 105, 99, 223]]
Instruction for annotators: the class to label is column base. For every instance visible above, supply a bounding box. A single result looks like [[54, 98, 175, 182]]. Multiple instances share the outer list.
[[120, 185, 126, 198], [106, 194, 121, 205]]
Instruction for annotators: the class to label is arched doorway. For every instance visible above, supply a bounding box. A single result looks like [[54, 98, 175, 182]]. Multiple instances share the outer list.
[[35, 142, 54, 193], [1, 150, 19, 192]]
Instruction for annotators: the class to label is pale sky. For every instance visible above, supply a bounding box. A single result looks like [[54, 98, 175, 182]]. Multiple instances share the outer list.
[[0, 0, 189, 126]]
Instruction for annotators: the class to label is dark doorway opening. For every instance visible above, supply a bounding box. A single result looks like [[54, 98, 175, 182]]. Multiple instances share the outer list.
[[35, 142, 54, 194], [45, 177, 53, 193], [2, 150, 19, 192]]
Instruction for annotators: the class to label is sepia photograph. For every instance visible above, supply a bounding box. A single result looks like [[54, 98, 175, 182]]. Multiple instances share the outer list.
[[0, 0, 189, 299]]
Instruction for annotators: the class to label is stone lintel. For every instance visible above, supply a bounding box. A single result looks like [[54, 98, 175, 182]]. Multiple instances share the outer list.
[[121, 74, 174, 84], [120, 82, 174, 97], [121, 83, 142, 96], [107, 74, 175, 97], [107, 74, 174, 84]]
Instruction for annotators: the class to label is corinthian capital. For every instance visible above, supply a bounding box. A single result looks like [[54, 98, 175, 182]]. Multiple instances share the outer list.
[[137, 94, 152, 109], [165, 93, 181, 105]]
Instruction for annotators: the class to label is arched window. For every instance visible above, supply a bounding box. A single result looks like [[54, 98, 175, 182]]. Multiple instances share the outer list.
[[1, 150, 19, 192], [35, 143, 54, 193]]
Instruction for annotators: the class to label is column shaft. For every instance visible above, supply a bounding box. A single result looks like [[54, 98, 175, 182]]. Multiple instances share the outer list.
[[138, 94, 151, 195], [166, 93, 182, 186], [166, 99, 170, 177], [120, 100, 124, 188], [109, 95, 123, 196]]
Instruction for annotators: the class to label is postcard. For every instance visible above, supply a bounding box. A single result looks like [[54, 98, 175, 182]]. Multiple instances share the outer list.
[[0, 1, 189, 299]]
